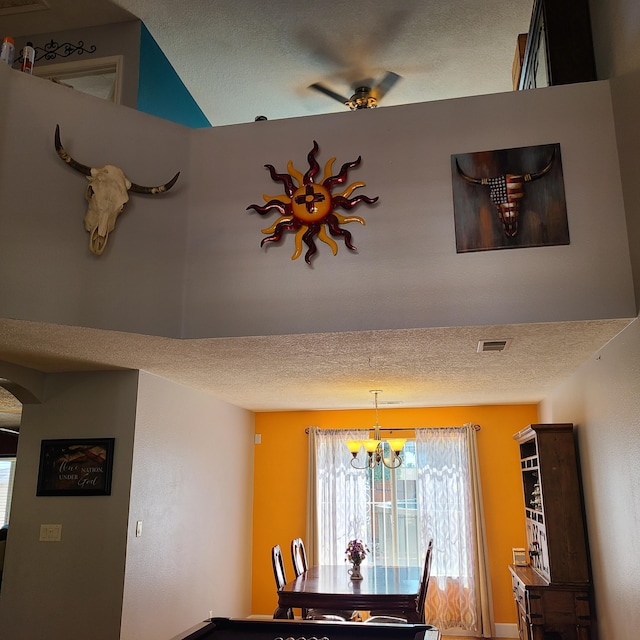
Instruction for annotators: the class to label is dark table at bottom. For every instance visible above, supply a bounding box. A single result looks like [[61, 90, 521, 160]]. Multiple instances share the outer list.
[[172, 617, 441, 640]]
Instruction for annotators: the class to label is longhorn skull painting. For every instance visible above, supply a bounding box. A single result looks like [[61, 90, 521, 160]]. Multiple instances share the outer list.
[[54, 125, 180, 255], [451, 143, 568, 252]]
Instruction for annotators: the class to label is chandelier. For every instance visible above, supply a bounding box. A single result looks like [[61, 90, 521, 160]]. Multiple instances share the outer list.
[[345, 390, 407, 469]]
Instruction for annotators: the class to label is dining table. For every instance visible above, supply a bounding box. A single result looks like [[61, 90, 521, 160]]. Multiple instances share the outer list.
[[274, 564, 423, 622]]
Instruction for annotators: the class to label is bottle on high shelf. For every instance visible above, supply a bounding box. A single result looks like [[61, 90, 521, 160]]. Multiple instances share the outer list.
[[21, 41, 35, 73], [1, 36, 14, 66]]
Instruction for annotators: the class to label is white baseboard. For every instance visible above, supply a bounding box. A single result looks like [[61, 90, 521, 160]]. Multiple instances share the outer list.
[[436, 622, 518, 638], [494, 622, 518, 638]]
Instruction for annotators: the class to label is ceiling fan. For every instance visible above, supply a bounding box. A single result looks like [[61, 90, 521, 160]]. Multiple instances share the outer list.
[[309, 71, 401, 110]]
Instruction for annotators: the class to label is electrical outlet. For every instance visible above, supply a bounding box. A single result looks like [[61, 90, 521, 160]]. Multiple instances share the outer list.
[[39, 524, 62, 542]]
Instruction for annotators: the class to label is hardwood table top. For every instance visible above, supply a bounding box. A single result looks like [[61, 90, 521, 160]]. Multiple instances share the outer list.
[[276, 564, 422, 622]]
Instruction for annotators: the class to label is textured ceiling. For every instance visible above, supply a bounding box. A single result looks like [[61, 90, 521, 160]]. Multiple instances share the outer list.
[[2, 0, 534, 127], [0, 317, 634, 425]]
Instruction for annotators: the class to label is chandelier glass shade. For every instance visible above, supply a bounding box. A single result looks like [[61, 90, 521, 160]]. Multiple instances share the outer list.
[[346, 391, 406, 469]]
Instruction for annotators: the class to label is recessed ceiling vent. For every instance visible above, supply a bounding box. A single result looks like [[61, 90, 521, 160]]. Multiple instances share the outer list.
[[0, 0, 48, 16], [477, 339, 511, 353]]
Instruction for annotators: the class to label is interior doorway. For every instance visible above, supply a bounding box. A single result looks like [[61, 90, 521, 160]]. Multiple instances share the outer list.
[[33, 55, 123, 103]]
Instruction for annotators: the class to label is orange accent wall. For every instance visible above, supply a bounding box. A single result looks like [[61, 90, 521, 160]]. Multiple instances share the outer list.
[[252, 404, 537, 625]]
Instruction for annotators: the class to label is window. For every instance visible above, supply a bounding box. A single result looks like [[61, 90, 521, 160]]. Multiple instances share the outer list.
[[312, 426, 489, 634], [366, 441, 419, 567], [0, 457, 16, 527]]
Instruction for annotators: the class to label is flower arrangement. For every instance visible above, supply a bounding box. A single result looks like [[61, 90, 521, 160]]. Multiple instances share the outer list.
[[345, 539, 369, 566]]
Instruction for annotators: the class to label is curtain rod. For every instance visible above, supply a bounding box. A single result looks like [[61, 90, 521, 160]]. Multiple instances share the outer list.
[[304, 424, 481, 434]]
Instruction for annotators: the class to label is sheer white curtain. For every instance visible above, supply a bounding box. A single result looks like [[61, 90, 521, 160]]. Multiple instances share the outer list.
[[416, 425, 493, 637], [309, 424, 493, 636], [308, 427, 370, 564]]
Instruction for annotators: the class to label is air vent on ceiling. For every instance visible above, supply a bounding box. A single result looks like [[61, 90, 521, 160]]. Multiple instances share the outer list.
[[0, 0, 48, 16], [477, 339, 511, 353]]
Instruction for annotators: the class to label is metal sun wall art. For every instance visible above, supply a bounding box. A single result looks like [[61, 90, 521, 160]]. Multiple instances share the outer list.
[[451, 143, 569, 252], [246, 142, 378, 264]]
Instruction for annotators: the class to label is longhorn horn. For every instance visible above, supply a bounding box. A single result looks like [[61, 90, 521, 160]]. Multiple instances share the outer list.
[[129, 172, 180, 194], [54, 124, 92, 176], [525, 149, 556, 182], [455, 159, 485, 185], [56, 124, 180, 193]]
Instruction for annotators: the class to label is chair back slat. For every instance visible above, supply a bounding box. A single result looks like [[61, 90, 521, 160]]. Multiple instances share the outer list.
[[271, 544, 287, 591], [416, 539, 434, 624], [291, 537, 308, 577]]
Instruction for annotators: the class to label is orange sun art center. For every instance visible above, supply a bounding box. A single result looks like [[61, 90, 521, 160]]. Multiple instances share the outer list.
[[291, 184, 332, 223]]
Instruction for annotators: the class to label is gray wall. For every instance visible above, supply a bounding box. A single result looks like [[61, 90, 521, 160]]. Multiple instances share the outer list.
[[0, 63, 635, 341], [538, 4, 640, 640], [590, 0, 640, 80], [539, 318, 640, 639], [186, 81, 635, 337], [611, 69, 640, 333], [120, 372, 254, 639], [0, 367, 254, 640], [0, 63, 189, 337], [589, 0, 640, 312], [0, 370, 138, 640]]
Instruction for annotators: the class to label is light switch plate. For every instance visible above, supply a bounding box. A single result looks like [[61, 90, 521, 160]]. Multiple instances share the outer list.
[[136, 520, 143, 537], [40, 524, 62, 542]]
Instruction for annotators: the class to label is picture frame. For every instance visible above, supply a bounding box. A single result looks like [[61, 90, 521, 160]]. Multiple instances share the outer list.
[[36, 438, 115, 496], [512, 547, 528, 566], [451, 143, 569, 253]]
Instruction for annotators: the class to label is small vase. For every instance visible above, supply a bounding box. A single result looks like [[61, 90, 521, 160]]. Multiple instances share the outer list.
[[348, 563, 363, 580]]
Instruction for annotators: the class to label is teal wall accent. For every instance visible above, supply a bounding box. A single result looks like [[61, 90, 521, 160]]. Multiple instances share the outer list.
[[138, 23, 211, 128]]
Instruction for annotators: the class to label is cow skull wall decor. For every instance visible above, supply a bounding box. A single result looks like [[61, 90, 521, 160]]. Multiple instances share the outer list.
[[455, 149, 555, 238], [54, 125, 180, 255]]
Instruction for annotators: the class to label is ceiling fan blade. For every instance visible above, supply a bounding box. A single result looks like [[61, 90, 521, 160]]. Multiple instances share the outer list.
[[373, 71, 402, 101], [309, 83, 351, 105]]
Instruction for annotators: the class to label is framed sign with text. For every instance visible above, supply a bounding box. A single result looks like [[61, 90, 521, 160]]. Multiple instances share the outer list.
[[36, 438, 115, 496]]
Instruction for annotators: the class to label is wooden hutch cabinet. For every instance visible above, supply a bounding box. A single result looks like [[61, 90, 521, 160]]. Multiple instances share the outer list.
[[509, 424, 594, 640]]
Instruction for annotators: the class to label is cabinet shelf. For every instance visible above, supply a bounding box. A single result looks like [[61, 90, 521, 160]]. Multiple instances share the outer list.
[[520, 456, 538, 469], [525, 509, 544, 523]]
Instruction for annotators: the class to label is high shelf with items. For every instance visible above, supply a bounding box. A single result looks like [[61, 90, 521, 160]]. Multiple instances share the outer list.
[[509, 423, 594, 640]]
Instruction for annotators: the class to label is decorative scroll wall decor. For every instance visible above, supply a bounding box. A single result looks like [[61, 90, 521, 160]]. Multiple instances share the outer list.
[[246, 141, 378, 264], [451, 143, 568, 252], [16, 39, 97, 64]]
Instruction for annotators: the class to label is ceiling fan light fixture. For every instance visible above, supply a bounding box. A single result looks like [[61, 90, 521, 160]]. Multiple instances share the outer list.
[[346, 87, 378, 110], [310, 71, 400, 110]]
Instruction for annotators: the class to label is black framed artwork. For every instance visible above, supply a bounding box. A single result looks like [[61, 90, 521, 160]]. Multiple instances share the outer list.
[[451, 143, 569, 253], [36, 438, 115, 496]]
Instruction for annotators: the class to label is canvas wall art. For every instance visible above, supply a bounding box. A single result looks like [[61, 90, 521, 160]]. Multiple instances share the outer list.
[[451, 143, 569, 252]]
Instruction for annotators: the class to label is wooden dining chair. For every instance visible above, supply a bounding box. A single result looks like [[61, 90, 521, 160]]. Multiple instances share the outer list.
[[289, 537, 355, 622], [365, 538, 434, 625], [415, 539, 434, 624], [271, 544, 294, 619]]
